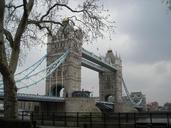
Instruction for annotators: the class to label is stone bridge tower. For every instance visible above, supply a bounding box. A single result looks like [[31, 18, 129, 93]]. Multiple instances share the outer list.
[[99, 50, 122, 111], [46, 18, 83, 97]]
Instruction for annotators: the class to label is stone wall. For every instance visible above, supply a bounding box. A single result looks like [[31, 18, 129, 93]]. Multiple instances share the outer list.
[[65, 98, 100, 112], [39, 102, 65, 112], [18, 101, 39, 111]]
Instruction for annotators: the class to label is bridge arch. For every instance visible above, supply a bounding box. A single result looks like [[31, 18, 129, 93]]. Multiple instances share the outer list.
[[105, 94, 114, 102], [51, 84, 63, 97]]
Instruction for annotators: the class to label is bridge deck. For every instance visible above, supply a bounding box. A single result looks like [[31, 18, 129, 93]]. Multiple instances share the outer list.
[[81, 58, 105, 72], [82, 48, 117, 72], [0, 92, 65, 102]]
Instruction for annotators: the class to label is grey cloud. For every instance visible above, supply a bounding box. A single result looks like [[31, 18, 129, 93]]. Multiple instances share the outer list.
[[110, 0, 171, 63], [124, 61, 171, 105], [82, 0, 171, 105]]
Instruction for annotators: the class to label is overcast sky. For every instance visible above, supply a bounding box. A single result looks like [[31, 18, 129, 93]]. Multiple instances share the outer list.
[[82, 0, 171, 105], [17, 0, 171, 105]]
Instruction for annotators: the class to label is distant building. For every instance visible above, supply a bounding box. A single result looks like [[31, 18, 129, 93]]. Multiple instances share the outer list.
[[122, 92, 146, 111], [163, 103, 171, 111], [130, 92, 146, 108], [147, 101, 159, 111]]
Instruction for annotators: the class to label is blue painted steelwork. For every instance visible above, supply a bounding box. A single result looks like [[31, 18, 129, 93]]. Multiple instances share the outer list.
[[0, 54, 47, 86], [0, 91, 64, 102], [18, 50, 69, 90], [0, 48, 143, 108], [82, 49, 143, 108], [96, 101, 114, 113], [81, 58, 105, 72], [82, 48, 118, 72], [0, 50, 69, 90], [122, 78, 144, 108]]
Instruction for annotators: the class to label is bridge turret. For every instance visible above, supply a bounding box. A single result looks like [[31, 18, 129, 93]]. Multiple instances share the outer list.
[[99, 49, 123, 112], [46, 18, 83, 97], [105, 50, 122, 66]]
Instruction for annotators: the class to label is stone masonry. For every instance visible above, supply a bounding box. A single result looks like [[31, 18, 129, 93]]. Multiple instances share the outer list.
[[46, 18, 83, 97], [46, 19, 123, 112], [99, 50, 123, 112]]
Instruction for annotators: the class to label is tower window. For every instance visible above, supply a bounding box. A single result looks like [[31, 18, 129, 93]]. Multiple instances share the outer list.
[[107, 76, 110, 81]]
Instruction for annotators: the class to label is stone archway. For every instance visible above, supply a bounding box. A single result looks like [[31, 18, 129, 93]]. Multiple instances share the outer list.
[[105, 95, 114, 102], [51, 84, 63, 97], [59, 88, 64, 97]]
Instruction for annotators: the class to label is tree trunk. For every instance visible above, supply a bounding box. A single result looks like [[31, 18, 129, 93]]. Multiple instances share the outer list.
[[3, 74, 18, 119]]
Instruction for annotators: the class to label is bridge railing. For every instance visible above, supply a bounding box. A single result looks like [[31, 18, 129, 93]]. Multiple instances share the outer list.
[[17, 111, 171, 128]]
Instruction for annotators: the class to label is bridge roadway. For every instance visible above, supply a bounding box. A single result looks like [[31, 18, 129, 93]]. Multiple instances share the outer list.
[[0, 91, 113, 105], [0, 92, 64, 103], [81, 48, 118, 72], [81, 58, 105, 72]]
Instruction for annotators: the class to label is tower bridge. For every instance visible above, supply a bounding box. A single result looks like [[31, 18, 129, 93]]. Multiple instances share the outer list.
[[0, 19, 146, 113], [44, 18, 123, 112]]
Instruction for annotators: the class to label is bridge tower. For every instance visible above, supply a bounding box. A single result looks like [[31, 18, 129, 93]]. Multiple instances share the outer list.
[[99, 50, 122, 111], [46, 18, 83, 97]]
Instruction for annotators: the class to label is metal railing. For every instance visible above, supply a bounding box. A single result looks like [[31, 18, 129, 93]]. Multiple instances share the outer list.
[[18, 111, 171, 128]]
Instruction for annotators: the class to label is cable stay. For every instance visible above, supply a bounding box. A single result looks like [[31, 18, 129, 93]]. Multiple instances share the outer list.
[[15, 54, 47, 77], [122, 77, 143, 107], [17, 50, 69, 90], [0, 54, 47, 86], [0, 50, 69, 91], [0, 48, 143, 109], [0, 52, 67, 87]]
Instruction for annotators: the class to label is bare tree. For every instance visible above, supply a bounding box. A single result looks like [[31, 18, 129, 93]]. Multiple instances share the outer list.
[[0, 0, 114, 119]]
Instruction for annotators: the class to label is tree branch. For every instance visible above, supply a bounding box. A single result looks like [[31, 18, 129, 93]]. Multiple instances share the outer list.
[[0, 62, 10, 77], [3, 28, 14, 48], [28, 19, 63, 26], [23, 0, 28, 17], [30, 23, 52, 35], [40, 3, 85, 21], [28, 19, 63, 35], [5, 4, 23, 9], [10, 0, 34, 74], [14, 0, 34, 47], [0, 0, 9, 75], [5, 4, 24, 20]]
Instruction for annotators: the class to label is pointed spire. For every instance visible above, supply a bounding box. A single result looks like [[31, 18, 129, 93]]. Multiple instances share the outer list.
[[119, 54, 121, 59], [115, 51, 118, 58]]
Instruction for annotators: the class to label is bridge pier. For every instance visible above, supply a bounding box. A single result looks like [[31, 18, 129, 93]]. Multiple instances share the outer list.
[[99, 50, 123, 112], [46, 18, 83, 98]]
